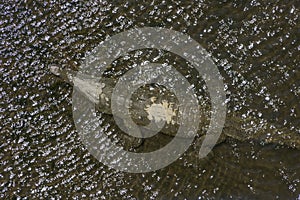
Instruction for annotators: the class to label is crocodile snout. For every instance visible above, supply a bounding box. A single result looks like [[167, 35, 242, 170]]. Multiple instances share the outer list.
[[49, 65, 61, 76]]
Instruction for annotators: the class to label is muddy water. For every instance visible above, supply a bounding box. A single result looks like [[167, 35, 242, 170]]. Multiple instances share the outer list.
[[0, 0, 299, 199]]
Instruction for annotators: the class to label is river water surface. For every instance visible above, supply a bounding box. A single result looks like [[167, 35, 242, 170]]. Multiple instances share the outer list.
[[0, 0, 299, 199]]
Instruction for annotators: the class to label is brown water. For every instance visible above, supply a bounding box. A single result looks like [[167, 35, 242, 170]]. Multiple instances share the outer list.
[[0, 0, 299, 199]]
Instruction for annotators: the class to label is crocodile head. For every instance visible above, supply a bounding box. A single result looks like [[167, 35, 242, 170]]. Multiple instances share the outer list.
[[49, 65, 61, 76]]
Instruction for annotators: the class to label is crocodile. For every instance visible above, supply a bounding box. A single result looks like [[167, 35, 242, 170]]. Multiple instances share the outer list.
[[49, 65, 300, 151]]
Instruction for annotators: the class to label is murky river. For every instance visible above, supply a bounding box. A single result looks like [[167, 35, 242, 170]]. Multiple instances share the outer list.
[[0, 0, 299, 199]]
